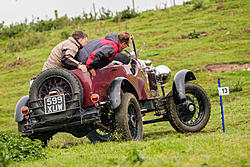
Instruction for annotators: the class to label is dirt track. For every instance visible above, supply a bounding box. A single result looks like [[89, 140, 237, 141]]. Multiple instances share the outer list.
[[204, 63, 250, 73]]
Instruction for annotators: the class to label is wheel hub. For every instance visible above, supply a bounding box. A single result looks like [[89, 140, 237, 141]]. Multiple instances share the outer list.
[[178, 100, 196, 122], [188, 103, 195, 112]]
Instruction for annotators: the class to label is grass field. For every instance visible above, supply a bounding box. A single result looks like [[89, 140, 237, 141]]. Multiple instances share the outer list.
[[0, 0, 249, 166]]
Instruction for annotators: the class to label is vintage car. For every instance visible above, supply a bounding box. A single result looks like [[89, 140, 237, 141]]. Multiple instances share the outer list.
[[15, 36, 211, 145]]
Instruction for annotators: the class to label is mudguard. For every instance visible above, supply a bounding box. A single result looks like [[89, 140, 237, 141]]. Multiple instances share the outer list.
[[14, 95, 29, 122], [108, 77, 138, 109], [173, 70, 196, 104]]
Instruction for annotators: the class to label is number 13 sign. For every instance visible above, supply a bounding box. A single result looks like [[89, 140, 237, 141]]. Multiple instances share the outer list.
[[218, 87, 230, 96], [218, 78, 229, 133]]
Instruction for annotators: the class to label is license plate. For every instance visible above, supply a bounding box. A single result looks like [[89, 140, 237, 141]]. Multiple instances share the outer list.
[[44, 94, 66, 114]]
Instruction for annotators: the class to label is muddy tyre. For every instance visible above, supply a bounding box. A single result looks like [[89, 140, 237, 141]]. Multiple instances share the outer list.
[[29, 68, 83, 122], [115, 93, 143, 141], [168, 82, 211, 132]]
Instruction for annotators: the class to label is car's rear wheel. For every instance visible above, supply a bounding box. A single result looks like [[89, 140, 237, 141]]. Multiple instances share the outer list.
[[29, 68, 83, 122], [115, 93, 143, 141], [168, 82, 211, 132]]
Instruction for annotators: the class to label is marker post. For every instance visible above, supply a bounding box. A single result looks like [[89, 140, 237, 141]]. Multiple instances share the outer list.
[[218, 78, 229, 133]]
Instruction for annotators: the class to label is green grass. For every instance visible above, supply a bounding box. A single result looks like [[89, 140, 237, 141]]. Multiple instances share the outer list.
[[9, 122, 250, 167], [0, 0, 249, 166]]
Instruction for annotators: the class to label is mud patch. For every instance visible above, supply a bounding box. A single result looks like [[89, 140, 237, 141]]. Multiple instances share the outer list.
[[9, 56, 25, 67], [179, 31, 209, 39], [215, 28, 227, 32], [244, 28, 250, 33], [6, 57, 33, 68], [204, 63, 250, 73], [153, 42, 172, 49], [215, 4, 224, 11]]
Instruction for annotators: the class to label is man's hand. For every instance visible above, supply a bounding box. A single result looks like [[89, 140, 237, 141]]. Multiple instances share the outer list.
[[89, 69, 96, 76], [78, 64, 87, 72]]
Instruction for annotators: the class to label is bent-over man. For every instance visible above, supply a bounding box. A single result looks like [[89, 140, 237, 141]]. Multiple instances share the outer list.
[[75, 32, 131, 76], [43, 31, 88, 71]]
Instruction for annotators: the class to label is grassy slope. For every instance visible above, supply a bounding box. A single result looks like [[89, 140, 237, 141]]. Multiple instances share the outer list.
[[0, 0, 249, 166]]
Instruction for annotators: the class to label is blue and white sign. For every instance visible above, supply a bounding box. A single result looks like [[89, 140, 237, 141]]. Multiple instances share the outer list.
[[218, 87, 229, 96], [218, 78, 229, 133]]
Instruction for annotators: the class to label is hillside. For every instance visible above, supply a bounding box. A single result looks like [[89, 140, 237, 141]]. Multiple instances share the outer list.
[[0, 0, 249, 166]]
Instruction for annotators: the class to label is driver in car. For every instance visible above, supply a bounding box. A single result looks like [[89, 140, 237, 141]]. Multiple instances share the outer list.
[[75, 32, 131, 76]]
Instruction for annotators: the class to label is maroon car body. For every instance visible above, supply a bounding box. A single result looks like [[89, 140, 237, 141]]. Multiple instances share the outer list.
[[71, 60, 151, 108]]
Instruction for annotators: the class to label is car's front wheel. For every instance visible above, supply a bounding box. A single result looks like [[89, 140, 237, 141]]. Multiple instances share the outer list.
[[168, 82, 211, 132]]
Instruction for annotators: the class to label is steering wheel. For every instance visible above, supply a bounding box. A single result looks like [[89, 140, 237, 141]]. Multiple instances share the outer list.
[[123, 49, 137, 75], [124, 49, 132, 65]]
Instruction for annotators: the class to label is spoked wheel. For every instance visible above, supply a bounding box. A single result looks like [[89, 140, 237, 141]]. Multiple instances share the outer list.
[[168, 82, 211, 132], [29, 68, 83, 122], [38, 76, 73, 102], [115, 93, 143, 141]]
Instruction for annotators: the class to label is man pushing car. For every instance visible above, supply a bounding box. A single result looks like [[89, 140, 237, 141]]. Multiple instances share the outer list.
[[75, 32, 131, 76], [43, 31, 88, 72]]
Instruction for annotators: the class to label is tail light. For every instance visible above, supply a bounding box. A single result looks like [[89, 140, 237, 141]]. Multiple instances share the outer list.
[[91, 94, 99, 103], [21, 106, 29, 115]]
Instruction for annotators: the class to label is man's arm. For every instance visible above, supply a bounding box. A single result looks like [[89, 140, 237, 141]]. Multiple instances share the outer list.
[[61, 50, 82, 70]]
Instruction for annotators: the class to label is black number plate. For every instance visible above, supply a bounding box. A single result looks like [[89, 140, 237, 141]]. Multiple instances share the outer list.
[[44, 94, 66, 114]]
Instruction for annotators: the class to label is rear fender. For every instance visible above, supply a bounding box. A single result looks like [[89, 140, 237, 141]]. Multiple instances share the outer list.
[[108, 77, 138, 109], [172, 70, 196, 104], [15, 95, 29, 122]]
